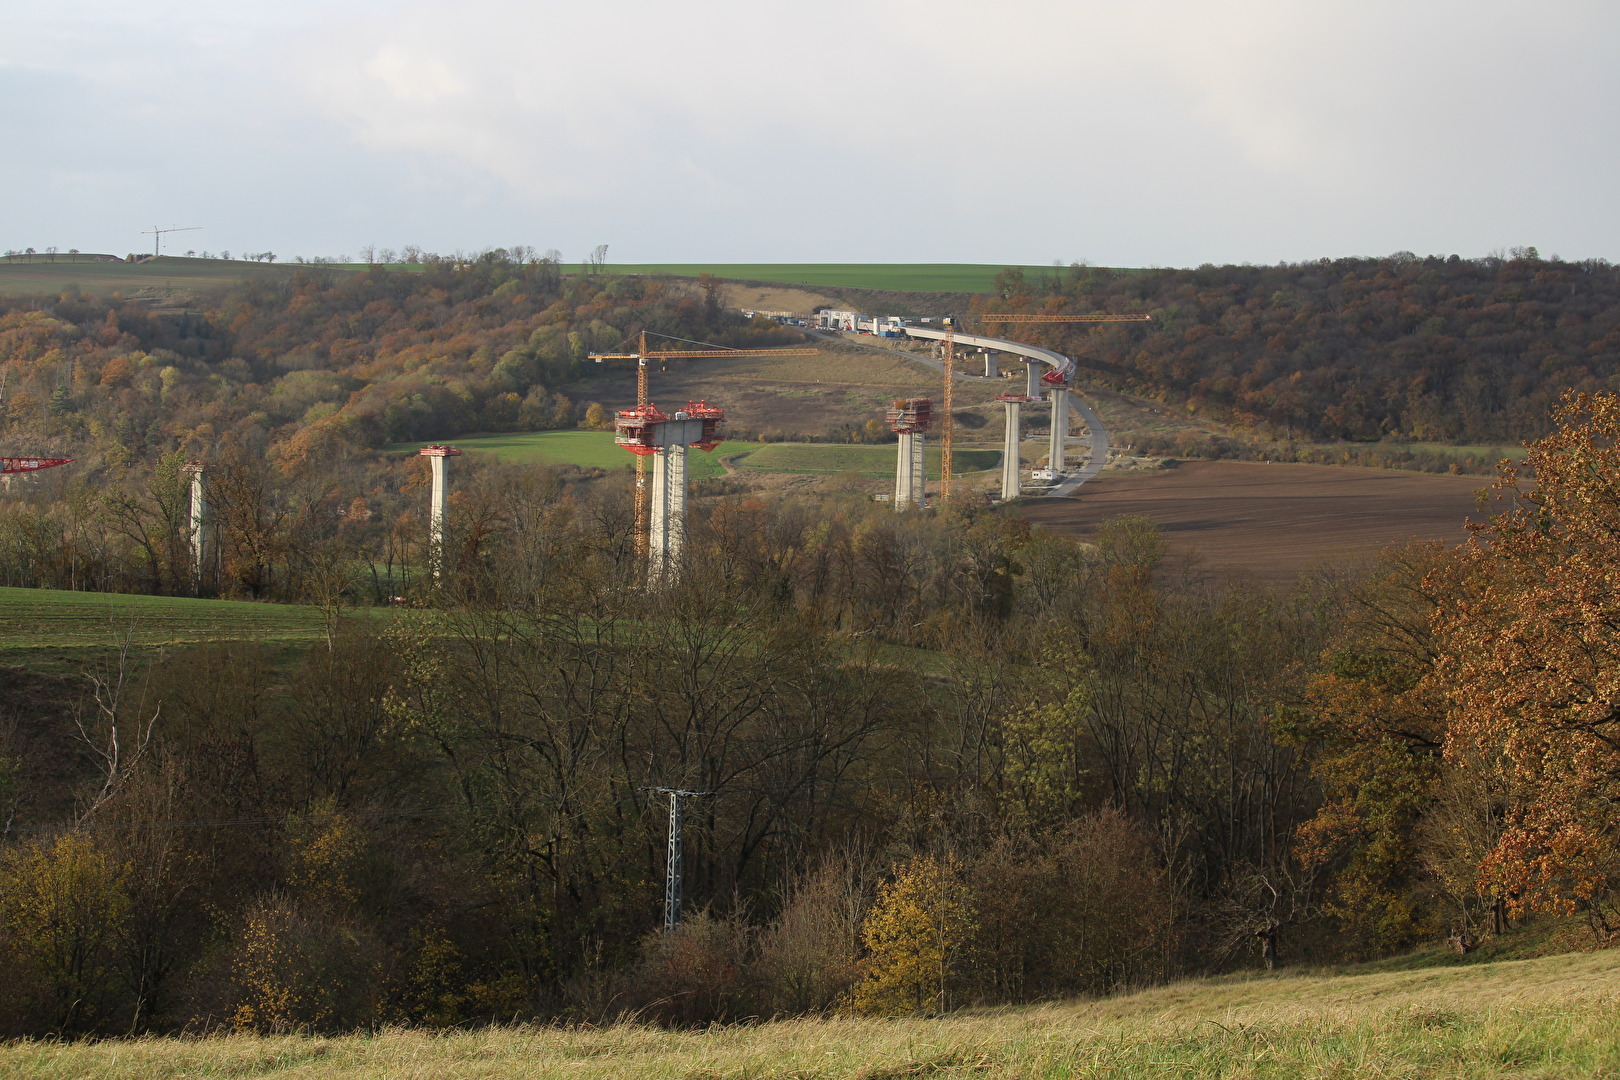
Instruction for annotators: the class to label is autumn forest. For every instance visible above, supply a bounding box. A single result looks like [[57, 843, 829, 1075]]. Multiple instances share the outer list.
[[3, 252, 1620, 1036]]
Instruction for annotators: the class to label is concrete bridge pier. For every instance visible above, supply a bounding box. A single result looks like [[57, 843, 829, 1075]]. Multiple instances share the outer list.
[[418, 445, 462, 581], [1048, 389, 1070, 475], [894, 431, 926, 511], [182, 461, 207, 584], [649, 443, 688, 583], [1000, 401, 1021, 500]]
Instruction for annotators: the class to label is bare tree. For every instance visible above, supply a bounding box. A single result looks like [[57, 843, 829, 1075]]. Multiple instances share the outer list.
[[75, 624, 160, 823]]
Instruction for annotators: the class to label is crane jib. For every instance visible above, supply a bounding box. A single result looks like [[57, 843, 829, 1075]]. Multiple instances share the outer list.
[[0, 457, 73, 475]]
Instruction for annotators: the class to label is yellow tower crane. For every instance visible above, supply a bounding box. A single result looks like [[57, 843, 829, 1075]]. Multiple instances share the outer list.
[[590, 331, 818, 560], [940, 317, 957, 501]]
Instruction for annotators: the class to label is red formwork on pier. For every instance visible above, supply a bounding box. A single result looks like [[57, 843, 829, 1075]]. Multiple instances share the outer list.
[[614, 402, 727, 455], [884, 398, 933, 434], [682, 401, 726, 451]]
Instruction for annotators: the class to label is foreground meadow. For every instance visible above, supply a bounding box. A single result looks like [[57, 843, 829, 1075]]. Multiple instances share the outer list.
[[9, 948, 1618, 1079]]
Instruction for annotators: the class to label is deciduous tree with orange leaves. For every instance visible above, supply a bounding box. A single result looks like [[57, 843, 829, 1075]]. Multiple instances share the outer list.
[[1434, 391, 1620, 932]]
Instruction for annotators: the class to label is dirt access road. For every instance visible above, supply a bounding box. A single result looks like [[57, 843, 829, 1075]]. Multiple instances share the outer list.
[[1022, 460, 1506, 582]]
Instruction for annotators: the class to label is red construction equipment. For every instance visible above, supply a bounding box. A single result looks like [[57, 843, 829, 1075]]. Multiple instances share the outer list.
[[593, 331, 813, 562], [613, 401, 727, 456], [682, 400, 726, 451], [614, 403, 671, 456], [1, 457, 72, 474], [885, 398, 933, 433]]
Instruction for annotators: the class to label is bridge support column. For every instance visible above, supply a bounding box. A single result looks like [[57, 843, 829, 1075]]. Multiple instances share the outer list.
[[1048, 389, 1069, 475], [649, 443, 688, 583], [1000, 401, 1021, 500], [894, 431, 926, 511], [983, 351, 997, 378], [1025, 360, 1041, 398], [182, 462, 207, 586]]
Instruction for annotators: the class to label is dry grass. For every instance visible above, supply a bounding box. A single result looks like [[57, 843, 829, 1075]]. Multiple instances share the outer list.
[[9, 949, 1620, 1078]]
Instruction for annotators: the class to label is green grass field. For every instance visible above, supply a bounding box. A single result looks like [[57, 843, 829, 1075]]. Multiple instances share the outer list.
[[1405, 442, 1529, 461], [739, 443, 1001, 479], [0, 586, 332, 655], [384, 431, 758, 479], [0, 257, 1098, 299], [8, 947, 1617, 1078], [599, 264, 1081, 293], [0, 255, 300, 297], [385, 432, 1002, 481]]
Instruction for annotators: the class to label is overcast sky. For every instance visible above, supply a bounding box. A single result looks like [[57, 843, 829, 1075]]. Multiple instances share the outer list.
[[6, 0, 1618, 267]]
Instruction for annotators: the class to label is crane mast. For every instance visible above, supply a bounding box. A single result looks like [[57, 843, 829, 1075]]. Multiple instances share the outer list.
[[940, 318, 956, 501], [139, 225, 201, 257]]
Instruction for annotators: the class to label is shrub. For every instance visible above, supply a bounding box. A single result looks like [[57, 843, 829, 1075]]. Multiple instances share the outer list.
[[850, 854, 975, 1016], [971, 810, 1176, 1002], [623, 911, 754, 1026], [756, 855, 868, 1014], [0, 833, 132, 1035], [223, 892, 382, 1033]]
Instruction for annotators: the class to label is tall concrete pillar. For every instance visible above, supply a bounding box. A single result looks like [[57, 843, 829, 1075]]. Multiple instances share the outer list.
[[1025, 360, 1041, 398], [182, 461, 206, 583], [428, 456, 448, 552], [893, 431, 926, 511], [649, 442, 688, 582], [983, 351, 997, 378], [1000, 401, 1021, 500], [418, 445, 462, 581], [1048, 389, 1069, 475]]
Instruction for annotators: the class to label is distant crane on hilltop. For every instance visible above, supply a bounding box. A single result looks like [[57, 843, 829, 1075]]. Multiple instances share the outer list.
[[140, 225, 201, 257]]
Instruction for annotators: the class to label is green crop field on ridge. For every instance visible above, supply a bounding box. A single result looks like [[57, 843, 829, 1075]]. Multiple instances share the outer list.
[[0, 255, 300, 296], [0, 257, 1110, 298], [598, 264, 1085, 293]]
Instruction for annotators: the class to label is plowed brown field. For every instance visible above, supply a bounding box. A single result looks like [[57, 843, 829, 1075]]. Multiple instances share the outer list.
[[1022, 461, 1508, 582]]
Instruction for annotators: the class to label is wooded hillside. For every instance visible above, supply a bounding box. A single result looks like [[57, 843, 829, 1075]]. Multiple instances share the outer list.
[[0, 254, 790, 473], [980, 250, 1620, 445]]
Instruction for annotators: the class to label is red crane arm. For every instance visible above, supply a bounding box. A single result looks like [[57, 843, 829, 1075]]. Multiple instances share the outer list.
[[1, 457, 73, 474]]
